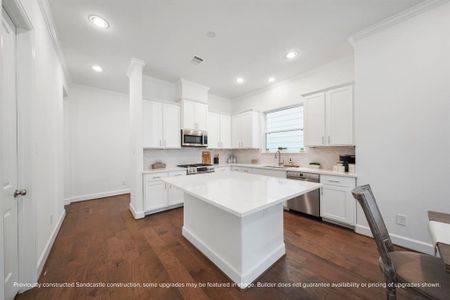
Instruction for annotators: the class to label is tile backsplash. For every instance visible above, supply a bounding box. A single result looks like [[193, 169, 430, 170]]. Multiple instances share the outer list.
[[143, 148, 232, 170], [233, 147, 355, 170], [144, 147, 355, 171]]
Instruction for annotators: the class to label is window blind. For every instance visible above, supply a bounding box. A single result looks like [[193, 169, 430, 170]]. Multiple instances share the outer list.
[[265, 106, 304, 152]]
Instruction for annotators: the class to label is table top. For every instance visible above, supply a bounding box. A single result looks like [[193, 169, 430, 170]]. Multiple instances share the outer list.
[[162, 171, 322, 217], [428, 211, 450, 272]]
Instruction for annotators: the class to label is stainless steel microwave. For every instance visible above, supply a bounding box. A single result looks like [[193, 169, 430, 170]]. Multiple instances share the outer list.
[[181, 129, 208, 147]]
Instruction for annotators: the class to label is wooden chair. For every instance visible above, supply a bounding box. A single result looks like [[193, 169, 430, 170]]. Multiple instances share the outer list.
[[352, 185, 450, 300]]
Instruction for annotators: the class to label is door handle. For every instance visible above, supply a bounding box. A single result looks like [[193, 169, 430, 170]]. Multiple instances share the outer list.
[[14, 189, 27, 198]]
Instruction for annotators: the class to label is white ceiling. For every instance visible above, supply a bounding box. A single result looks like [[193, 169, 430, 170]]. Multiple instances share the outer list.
[[48, 0, 423, 99]]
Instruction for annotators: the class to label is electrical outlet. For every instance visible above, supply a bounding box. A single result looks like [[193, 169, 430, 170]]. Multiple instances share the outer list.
[[396, 214, 407, 226], [50, 214, 53, 225]]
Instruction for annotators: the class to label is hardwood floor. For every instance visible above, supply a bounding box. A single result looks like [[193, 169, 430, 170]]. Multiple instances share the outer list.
[[17, 195, 422, 300]]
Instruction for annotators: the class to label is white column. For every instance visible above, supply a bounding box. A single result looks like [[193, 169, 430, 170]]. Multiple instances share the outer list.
[[126, 58, 146, 219]]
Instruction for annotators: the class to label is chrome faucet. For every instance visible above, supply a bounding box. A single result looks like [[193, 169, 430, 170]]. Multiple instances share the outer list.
[[274, 147, 286, 167]]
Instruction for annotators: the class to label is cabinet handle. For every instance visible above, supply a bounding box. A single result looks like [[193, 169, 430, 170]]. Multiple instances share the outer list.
[[328, 179, 340, 183], [322, 136, 325, 145]]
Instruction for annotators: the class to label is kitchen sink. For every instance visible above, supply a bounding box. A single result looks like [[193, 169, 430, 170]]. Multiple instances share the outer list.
[[263, 165, 289, 169]]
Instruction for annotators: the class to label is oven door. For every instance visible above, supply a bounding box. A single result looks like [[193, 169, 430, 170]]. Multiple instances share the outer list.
[[182, 130, 207, 147]]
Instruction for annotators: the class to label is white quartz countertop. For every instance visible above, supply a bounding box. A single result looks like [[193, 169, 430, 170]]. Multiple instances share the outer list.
[[217, 163, 357, 178], [161, 171, 322, 217], [142, 167, 186, 174]]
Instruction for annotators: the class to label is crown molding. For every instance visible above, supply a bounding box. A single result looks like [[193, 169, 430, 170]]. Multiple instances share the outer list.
[[37, 0, 71, 92], [349, 0, 449, 45], [126, 58, 146, 77]]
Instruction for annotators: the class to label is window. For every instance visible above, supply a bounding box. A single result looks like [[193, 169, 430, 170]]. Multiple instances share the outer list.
[[265, 106, 304, 152]]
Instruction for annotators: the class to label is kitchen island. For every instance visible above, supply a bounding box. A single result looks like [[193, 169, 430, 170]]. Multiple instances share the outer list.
[[162, 171, 322, 288]]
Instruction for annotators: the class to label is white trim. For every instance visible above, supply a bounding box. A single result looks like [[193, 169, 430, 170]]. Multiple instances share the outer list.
[[129, 202, 145, 219], [36, 209, 66, 277], [64, 189, 130, 205], [349, 0, 448, 44], [36, 0, 70, 92], [126, 58, 146, 77], [355, 224, 434, 255]]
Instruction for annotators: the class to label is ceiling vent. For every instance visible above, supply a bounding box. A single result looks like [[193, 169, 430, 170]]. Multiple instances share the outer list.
[[191, 56, 204, 65]]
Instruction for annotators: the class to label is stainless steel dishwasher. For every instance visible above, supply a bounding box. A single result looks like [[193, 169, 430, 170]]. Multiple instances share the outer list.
[[286, 171, 320, 217]]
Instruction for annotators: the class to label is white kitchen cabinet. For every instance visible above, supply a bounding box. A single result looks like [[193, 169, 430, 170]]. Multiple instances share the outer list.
[[208, 112, 232, 149], [326, 86, 354, 145], [304, 93, 326, 146], [181, 100, 208, 131], [303, 84, 354, 147], [251, 168, 286, 178], [320, 175, 356, 227], [143, 101, 180, 149], [232, 111, 260, 149], [143, 170, 186, 214]]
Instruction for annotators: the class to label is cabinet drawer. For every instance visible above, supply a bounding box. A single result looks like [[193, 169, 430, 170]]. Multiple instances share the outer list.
[[169, 170, 186, 177], [321, 175, 355, 188], [144, 172, 169, 182]]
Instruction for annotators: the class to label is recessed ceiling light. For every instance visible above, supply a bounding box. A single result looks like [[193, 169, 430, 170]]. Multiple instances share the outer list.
[[92, 65, 103, 72], [268, 77, 276, 83], [88, 15, 110, 29], [285, 51, 298, 60], [206, 31, 216, 38], [236, 77, 245, 84]]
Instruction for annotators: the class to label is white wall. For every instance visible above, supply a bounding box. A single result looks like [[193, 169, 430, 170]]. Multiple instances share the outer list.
[[208, 94, 233, 114], [232, 57, 354, 113], [352, 2, 450, 253], [64, 85, 130, 203]]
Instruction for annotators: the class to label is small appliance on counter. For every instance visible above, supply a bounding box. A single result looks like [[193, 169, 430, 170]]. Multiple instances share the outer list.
[[213, 154, 219, 164], [202, 151, 211, 165], [177, 163, 214, 175], [339, 155, 356, 172]]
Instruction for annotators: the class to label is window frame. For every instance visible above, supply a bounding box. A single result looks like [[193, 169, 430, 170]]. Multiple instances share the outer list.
[[264, 105, 305, 153]]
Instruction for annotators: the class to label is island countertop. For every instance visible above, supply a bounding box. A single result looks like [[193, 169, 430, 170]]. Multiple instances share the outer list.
[[161, 171, 322, 217]]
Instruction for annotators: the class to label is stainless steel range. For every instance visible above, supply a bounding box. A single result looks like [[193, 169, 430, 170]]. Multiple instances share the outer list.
[[177, 163, 215, 175]]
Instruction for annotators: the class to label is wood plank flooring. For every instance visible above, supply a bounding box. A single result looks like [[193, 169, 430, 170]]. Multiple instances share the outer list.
[[16, 195, 423, 300]]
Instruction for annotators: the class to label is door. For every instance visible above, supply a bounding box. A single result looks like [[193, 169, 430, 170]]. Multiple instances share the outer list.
[[1, 9, 19, 300], [195, 102, 208, 131], [182, 100, 196, 129], [303, 93, 326, 146], [143, 101, 163, 148], [144, 181, 168, 211], [168, 185, 184, 205], [326, 85, 354, 145], [231, 114, 242, 148], [207, 112, 220, 148], [220, 114, 231, 148], [162, 104, 181, 148], [321, 186, 355, 226]]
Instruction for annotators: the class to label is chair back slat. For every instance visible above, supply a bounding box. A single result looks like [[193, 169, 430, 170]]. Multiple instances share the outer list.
[[352, 185, 396, 278]]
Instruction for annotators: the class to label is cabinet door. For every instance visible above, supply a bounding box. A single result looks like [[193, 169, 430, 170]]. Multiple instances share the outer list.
[[303, 93, 326, 147], [220, 114, 232, 149], [182, 100, 196, 129], [143, 101, 163, 148], [240, 112, 253, 148], [144, 181, 168, 212], [168, 185, 184, 206], [321, 186, 356, 226], [207, 112, 220, 148], [326, 85, 354, 145], [231, 114, 242, 148], [163, 104, 181, 148], [195, 102, 208, 131]]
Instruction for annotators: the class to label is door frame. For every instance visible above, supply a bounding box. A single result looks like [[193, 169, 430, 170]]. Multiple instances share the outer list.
[[1, 0, 35, 294]]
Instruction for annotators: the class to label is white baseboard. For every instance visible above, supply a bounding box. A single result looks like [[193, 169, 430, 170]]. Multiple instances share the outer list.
[[355, 224, 434, 255], [129, 202, 145, 219], [64, 189, 130, 205], [37, 209, 66, 277]]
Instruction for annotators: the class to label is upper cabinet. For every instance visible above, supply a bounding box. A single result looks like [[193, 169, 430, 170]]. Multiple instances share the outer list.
[[143, 101, 181, 149], [232, 111, 260, 149], [177, 79, 210, 131], [181, 100, 208, 131], [304, 84, 354, 147], [208, 112, 232, 149]]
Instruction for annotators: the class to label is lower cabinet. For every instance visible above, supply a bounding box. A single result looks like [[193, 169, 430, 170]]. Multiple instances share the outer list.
[[215, 166, 231, 172], [143, 170, 186, 214], [320, 175, 356, 227]]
